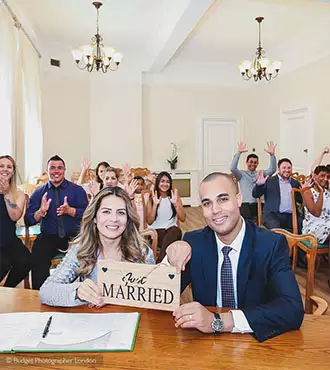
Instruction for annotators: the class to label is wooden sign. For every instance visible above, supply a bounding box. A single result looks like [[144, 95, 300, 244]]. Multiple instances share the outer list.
[[98, 260, 180, 312]]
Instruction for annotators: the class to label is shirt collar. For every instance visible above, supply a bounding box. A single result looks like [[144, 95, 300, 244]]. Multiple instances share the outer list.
[[278, 174, 290, 183], [47, 178, 68, 189], [215, 218, 246, 253]]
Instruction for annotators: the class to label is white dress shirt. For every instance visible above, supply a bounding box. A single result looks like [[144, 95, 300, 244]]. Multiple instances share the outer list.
[[215, 219, 253, 333]]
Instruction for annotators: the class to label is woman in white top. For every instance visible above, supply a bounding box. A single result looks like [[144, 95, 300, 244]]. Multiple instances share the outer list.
[[146, 171, 186, 263], [302, 166, 330, 243]]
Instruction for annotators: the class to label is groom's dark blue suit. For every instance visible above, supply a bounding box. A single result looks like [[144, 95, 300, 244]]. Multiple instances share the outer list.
[[181, 221, 304, 342]]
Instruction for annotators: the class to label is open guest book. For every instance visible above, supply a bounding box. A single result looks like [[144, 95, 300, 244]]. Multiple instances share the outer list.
[[0, 312, 140, 353]]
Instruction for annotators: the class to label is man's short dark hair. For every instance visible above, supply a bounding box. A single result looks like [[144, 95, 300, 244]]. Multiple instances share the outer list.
[[277, 158, 292, 167], [314, 165, 330, 175], [133, 176, 144, 182], [47, 155, 66, 168], [201, 172, 239, 194], [246, 154, 259, 162]]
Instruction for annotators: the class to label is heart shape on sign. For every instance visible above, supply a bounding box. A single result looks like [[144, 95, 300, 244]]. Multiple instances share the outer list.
[[102, 267, 108, 273], [168, 274, 175, 280]]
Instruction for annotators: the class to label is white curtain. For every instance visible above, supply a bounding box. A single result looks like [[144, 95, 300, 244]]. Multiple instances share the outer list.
[[0, 4, 42, 183], [19, 32, 43, 183], [0, 6, 17, 156]]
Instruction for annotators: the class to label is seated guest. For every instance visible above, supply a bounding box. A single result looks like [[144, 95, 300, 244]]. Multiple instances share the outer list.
[[302, 165, 330, 243], [39, 187, 186, 306], [0, 155, 31, 287], [252, 158, 302, 231], [172, 172, 304, 342], [25, 155, 88, 290], [132, 176, 150, 231], [230, 141, 277, 221], [146, 172, 186, 263]]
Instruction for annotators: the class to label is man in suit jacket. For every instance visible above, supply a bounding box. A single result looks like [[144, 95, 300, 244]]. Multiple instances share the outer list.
[[252, 158, 302, 231], [172, 172, 304, 342]]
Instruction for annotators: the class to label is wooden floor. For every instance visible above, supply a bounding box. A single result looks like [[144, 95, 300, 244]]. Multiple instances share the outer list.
[[181, 206, 330, 315]]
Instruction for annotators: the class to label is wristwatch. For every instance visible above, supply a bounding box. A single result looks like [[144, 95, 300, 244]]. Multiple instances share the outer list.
[[211, 312, 224, 334]]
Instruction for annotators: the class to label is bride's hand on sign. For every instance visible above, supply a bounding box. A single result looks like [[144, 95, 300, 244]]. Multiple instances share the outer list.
[[166, 241, 192, 273], [76, 279, 104, 306]]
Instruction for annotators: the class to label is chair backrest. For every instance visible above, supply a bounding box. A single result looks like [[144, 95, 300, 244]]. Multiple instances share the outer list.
[[141, 228, 158, 259], [272, 228, 318, 255], [291, 187, 311, 234], [130, 167, 150, 178], [17, 183, 37, 196]]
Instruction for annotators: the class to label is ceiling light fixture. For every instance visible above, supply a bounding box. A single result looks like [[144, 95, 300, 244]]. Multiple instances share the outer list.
[[238, 17, 282, 82], [71, 1, 123, 73]]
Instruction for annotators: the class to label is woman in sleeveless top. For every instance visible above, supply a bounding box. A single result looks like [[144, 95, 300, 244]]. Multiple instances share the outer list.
[[146, 172, 186, 263], [0, 155, 31, 287], [302, 168, 330, 243]]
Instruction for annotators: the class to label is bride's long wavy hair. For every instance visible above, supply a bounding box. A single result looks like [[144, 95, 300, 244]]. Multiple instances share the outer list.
[[75, 186, 148, 277]]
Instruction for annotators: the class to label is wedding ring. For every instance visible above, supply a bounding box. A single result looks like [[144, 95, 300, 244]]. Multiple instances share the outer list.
[[189, 314, 193, 320]]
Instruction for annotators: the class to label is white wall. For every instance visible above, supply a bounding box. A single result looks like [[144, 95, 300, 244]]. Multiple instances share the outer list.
[[90, 76, 143, 168], [40, 54, 330, 178], [41, 71, 90, 177]]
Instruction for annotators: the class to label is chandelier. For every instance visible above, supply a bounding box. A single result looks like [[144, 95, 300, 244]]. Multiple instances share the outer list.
[[238, 17, 282, 82], [71, 1, 123, 73]]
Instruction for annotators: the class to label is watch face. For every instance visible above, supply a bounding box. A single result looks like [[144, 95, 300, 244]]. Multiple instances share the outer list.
[[212, 318, 224, 333]]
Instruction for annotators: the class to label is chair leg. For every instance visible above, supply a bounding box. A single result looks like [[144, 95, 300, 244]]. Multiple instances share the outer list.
[[316, 256, 321, 272], [292, 246, 298, 271], [24, 274, 30, 289], [305, 252, 316, 314]]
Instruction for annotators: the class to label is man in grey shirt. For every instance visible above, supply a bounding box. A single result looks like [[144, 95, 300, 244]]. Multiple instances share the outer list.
[[230, 141, 277, 221]]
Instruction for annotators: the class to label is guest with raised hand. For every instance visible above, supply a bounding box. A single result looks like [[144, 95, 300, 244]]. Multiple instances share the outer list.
[[302, 166, 330, 243], [230, 141, 277, 221], [0, 155, 32, 287], [95, 161, 110, 189], [39, 187, 190, 307], [77, 158, 92, 186], [252, 158, 302, 231], [311, 146, 329, 173], [25, 155, 88, 290], [146, 171, 186, 263]]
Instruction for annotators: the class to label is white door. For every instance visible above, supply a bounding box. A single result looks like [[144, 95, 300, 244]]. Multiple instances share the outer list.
[[200, 118, 242, 178], [280, 106, 314, 173]]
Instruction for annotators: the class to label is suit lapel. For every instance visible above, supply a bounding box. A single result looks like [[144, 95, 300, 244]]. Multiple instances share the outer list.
[[201, 227, 218, 306], [237, 222, 255, 307]]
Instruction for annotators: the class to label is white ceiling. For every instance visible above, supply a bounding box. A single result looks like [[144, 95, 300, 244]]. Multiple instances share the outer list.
[[5, 0, 330, 85], [174, 0, 330, 65]]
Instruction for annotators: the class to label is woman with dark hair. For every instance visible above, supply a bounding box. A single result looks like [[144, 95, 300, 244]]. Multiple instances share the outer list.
[[146, 171, 186, 263], [0, 155, 31, 287]]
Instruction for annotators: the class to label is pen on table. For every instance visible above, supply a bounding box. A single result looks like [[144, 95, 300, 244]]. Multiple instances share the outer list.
[[42, 315, 53, 338]]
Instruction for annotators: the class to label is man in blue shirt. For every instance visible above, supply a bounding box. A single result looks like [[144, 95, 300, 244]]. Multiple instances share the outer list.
[[25, 155, 88, 289], [252, 158, 302, 231]]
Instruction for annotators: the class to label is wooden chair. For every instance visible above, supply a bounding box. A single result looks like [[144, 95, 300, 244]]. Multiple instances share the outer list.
[[17, 183, 37, 196], [271, 228, 326, 314], [130, 167, 151, 178], [141, 228, 158, 259]]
